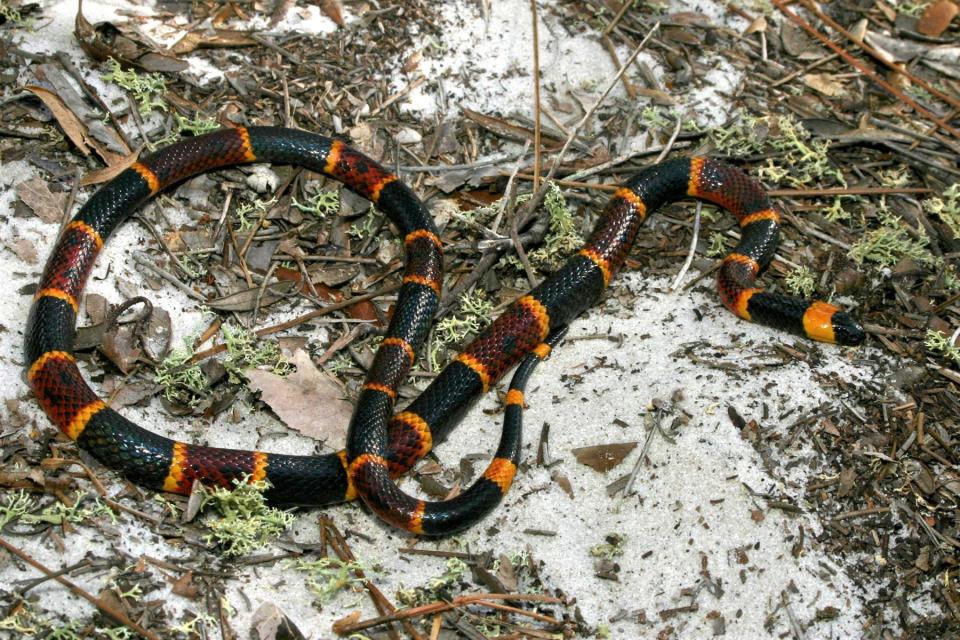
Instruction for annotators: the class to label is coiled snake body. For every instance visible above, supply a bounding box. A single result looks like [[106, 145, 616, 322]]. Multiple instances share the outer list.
[[25, 127, 865, 535]]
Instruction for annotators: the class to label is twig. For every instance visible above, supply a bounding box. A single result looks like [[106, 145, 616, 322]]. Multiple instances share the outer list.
[[798, 0, 960, 113], [187, 282, 401, 364], [322, 517, 420, 640], [654, 115, 684, 164], [541, 22, 660, 187], [773, 0, 960, 143], [369, 76, 426, 117], [131, 251, 206, 301], [333, 593, 561, 635], [669, 201, 702, 291], [0, 537, 161, 640]]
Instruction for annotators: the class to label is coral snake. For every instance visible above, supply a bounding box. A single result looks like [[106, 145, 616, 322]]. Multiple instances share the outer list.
[[24, 126, 865, 536]]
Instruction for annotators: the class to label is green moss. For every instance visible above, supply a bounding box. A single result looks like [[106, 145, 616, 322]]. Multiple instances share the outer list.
[[706, 231, 727, 257], [152, 113, 220, 147], [155, 341, 206, 406], [396, 558, 468, 607], [235, 196, 277, 231], [523, 182, 583, 270], [822, 195, 861, 223], [348, 207, 381, 239], [291, 557, 367, 602], [171, 613, 217, 636], [103, 58, 167, 116], [849, 225, 929, 266], [199, 476, 294, 557], [0, 490, 115, 528], [292, 188, 341, 218], [922, 183, 960, 240], [708, 114, 844, 188], [0, 1, 30, 26], [429, 289, 493, 370], [589, 533, 627, 560], [785, 266, 817, 298], [897, 2, 927, 16], [222, 324, 291, 383], [0, 490, 34, 528], [925, 330, 960, 365]]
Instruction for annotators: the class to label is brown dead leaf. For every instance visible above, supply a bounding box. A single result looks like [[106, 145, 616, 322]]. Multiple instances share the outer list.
[[320, 0, 345, 26], [206, 281, 295, 312], [75, 0, 188, 71], [551, 470, 574, 497], [496, 553, 518, 592], [16, 177, 66, 224], [10, 237, 38, 264], [571, 442, 637, 472], [101, 323, 142, 374], [81, 147, 142, 186], [170, 571, 199, 599], [347, 299, 379, 324], [245, 349, 352, 443], [24, 85, 91, 156], [802, 73, 846, 97], [332, 611, 362, 637], [251, 602, 307, 640], [634, 87, 676, 106], [918, 1, 958, 37], [170, 29, 257, 55]]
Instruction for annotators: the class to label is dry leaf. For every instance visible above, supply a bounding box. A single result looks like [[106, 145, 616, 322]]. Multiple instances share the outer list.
[[918, 1, 959, 37], [332, 611, 362, 636], [571, 442, 637, 472], [206, 281, 295, 312], [24, 85, 91, 155], [101, 323, 142, 374], [245, 349, 353, 443], [251, 602, 307, 640], [170, 571, 199, 599], [170, 29, 257, 55], [16, 177, 66, 224], [75, 0, 187, 71], [320, 0, 345, 26], [81, 147, 142, 186], [10, 237, 38, 264], [802, 73, 846, 97], [633, 86, 676, 106], [551, 470, 574, 497], [743, 15, 767, 36]]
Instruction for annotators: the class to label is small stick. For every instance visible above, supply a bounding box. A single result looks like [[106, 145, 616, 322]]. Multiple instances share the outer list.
[[798, 0, 960, 113], [322, 517, 421, 640], [333, 593, 561, 635], [58, 167, 83, 237], [131, 251, 206, 301], [773, 0, 960, 143], [187, 282, 401, 364], [669, 201, 702, 291], [17, 558, 92, 594], [654, 115, 684, 164], [369, 76, 426, 117], [0, 537, 161, 640]]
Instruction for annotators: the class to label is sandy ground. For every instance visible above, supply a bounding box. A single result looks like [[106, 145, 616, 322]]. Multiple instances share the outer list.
[[0, 1, 893, 638]]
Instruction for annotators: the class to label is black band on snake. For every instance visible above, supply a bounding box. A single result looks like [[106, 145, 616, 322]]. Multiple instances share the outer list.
[[24, 127, 865, 536]]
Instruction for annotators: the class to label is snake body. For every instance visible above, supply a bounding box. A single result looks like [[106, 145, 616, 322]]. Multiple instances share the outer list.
[[25, 127, 865, 536]]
